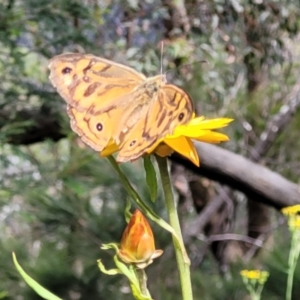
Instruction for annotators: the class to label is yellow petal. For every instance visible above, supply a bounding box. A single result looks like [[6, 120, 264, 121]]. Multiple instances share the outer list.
[[192, 131, 230, 143], [174, 118, 233, 138], [164, 136, 199, 166], [188, 117, 233, 128], [100, 141, 119, 157]]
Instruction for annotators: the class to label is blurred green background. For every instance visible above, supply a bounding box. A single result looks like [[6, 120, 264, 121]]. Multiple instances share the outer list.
[[1, 0, 300, 299]]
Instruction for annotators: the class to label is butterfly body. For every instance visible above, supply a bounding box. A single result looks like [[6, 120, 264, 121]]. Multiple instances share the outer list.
[[48, 53, 194, 162]]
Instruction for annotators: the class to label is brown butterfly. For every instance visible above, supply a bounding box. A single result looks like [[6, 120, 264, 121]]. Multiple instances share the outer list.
[[48, 53, 194, 162]]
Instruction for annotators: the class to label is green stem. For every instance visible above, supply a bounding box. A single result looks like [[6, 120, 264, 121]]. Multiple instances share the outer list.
[[107, 156, 187, 256], [155, 155, 193, 300], [286, 250, 294, 300], [135, 268, 151, 297]]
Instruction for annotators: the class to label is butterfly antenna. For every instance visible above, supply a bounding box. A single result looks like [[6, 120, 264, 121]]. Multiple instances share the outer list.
[[160, 41, 164, 75]]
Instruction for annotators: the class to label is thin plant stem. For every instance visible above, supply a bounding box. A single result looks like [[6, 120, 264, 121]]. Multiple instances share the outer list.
[[243, 280, 261, 300], [155, 155, 193, 300], [286, 250, 293, 300], [107, 155, 188, 260], [286, 231, 300, 300]]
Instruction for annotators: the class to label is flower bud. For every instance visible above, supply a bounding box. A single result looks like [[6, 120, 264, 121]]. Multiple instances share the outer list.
[[118, 209, 163, 269]]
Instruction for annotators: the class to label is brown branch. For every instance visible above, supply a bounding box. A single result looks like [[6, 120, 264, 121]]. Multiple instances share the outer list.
[[183, 186, 231, 240], [171, 142, 300, 209], [203, 233, 264, 247]]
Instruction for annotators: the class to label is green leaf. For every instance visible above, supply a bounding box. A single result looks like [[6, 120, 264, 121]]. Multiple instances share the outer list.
[[143, 156, 157, 202], [12, 252, 63, 300], [97, 260, 121, 275], [101, 242, 119, 251]]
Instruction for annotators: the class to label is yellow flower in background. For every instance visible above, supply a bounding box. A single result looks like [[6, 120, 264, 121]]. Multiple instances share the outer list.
[[281, 205, 300, 216], [282, 205, 300, 300], [118, 209, 163, 269], [240, 269, 269, 300], [240, 269, 261, 280], [282, 205, 300, 232], [240, 269, 269, 284], [101, 116, 233, 166]]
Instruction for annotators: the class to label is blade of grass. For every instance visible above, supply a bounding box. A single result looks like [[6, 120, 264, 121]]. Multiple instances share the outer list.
[[12, 252, 63, 300]]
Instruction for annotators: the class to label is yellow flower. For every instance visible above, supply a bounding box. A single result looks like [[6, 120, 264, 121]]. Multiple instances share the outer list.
[[241, 270, 261, 280], [240, 269, 269, 284], [118, 209, 163, 269], [149, 116, 233, 166], [282, 205, 300, 216], [101, 115, 233, 166], [281, 205, 300, 232]]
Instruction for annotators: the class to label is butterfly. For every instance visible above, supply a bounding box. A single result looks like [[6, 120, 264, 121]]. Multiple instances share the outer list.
[[48, 53, 194, 162]]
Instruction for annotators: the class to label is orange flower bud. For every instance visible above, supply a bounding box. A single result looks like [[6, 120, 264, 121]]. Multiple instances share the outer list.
[[118, 209, 163, 269]]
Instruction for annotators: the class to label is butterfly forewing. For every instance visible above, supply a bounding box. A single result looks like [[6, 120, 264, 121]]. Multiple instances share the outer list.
[[49, 53, 145, 109], [49, 53, 149, 151]]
